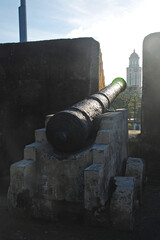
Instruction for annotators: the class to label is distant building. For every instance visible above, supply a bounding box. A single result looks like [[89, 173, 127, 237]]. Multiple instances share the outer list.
[[127, 50, 141, 88], [126, 50, 142, 130]]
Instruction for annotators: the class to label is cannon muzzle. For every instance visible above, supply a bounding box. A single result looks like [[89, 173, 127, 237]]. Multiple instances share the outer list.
[[46, 78, 126, 153]]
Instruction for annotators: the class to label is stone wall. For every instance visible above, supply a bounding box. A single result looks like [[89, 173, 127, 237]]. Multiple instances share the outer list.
[[141, 32, 160, 178], [142, 32, 160, 145], [0, 38, 104, 175]]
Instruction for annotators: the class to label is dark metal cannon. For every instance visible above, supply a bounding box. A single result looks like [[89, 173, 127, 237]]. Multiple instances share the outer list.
[[46, 78, 127, 153]]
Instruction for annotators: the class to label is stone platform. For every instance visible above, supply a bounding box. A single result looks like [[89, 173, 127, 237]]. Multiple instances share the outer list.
[[7, 109, 144, 230]]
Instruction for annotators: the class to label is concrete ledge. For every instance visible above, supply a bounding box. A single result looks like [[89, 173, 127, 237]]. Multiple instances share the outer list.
[[24, 142, 41, 160], [95, 130, 113, 145], [92, 144, 109, 164], [35, 128, 47, 142]]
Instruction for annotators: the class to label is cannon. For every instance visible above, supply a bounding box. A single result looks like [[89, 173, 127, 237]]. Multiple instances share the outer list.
[[46, 77, 127, 153]]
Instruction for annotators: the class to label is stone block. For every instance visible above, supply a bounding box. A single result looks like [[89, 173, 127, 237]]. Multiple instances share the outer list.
[[24, 142, 41, 160], [84, 164, 104, 210], [35, 128, 47, 142], [10, 159, 36, 191], [8, 159, 36, 208], [92, 144, 110, 164], [96, 111, 125, 131], [95, 130, 113, 145], [94, 110, 128, 177], [110, 176, 135, 231], [116, 109, 128, 140], [125, 157, 144, 204]]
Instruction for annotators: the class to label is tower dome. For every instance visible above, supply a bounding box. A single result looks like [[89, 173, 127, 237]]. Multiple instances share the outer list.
[[129, 50, 139, 59], [129, 50, 139, 67]]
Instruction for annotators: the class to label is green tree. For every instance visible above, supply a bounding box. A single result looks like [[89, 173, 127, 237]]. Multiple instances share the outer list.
[[111, 86, 142, 128]]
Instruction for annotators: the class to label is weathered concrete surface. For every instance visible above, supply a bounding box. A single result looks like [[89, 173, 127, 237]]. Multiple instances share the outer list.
[[8, 140, 93, 219], [92, 144, 109, 164], [35, 144, 93, 203], [84, 110, 128, 213], [0, 37, 104, 176], [110, 176, 135, 231], [7, 159, 36, 209], [35, 128, 47, 142], [84, 164, 104, 210], [125, 157, 144, 204], [142, 32, 160, 142], [99, 109, 128, 176], [141, 32, 160, 178]]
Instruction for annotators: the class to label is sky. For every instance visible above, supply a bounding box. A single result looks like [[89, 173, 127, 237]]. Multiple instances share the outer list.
[[0, 0, 160, 84]]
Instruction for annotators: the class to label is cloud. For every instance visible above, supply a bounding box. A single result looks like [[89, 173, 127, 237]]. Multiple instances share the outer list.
[[27, 0, 146, 83], [26, 0, 160, 83], [2, 0, 160, 84], [64, 0, 160, 83]]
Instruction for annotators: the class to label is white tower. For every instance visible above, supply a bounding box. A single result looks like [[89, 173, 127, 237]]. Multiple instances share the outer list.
[[19, 0, 27, 42], [127, 50, 141, 87]]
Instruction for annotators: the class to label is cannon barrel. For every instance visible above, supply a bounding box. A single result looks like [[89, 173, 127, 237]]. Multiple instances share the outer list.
[[46, 78, 127, 153]]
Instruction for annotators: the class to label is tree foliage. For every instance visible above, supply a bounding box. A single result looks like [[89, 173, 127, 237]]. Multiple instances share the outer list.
[[111, 86, 142, 123]]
